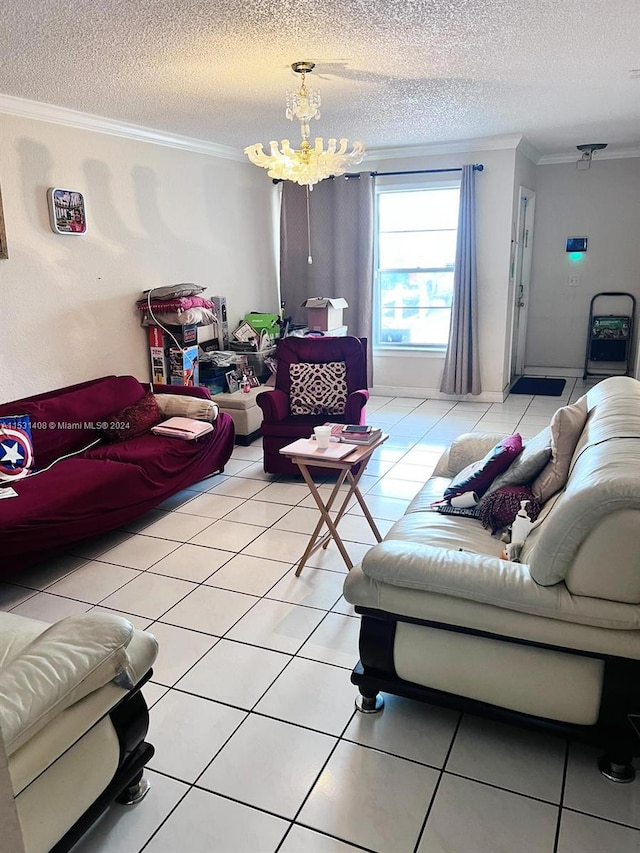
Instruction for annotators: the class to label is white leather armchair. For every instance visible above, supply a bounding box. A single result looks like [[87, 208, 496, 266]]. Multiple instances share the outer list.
[[0, 611, 158, 853]]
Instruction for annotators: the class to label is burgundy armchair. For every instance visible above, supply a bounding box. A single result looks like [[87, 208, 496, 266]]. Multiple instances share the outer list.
[[257, 336, 369, 475]]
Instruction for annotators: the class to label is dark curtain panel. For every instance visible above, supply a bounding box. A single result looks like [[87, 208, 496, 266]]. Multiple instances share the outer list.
[[440, 164, 481, 395], [279, 175, 375, 383]]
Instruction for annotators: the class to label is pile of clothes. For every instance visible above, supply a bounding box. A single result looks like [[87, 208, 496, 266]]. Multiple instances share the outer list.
[[136, 283, 216, 326]]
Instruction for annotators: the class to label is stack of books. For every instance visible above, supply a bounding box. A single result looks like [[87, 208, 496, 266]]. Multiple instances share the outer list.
[[314, 423, 382, 446]]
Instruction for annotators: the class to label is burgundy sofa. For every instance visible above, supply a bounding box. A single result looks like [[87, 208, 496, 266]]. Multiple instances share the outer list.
[[257, 336, 369, 476], [0, 375, 234, 574]]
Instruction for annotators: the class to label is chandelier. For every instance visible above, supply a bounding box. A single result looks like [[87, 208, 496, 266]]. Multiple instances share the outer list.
[[244, 61, 365, 189]]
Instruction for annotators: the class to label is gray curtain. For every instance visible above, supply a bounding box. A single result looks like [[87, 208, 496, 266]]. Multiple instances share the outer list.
[[440, 165, 481, 395], [280, 175, 375, 383]]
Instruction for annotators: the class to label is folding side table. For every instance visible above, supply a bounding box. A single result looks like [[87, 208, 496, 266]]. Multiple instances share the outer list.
[[279, 434, 389, 576]]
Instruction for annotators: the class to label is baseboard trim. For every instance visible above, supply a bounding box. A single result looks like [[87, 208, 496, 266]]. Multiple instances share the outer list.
[[371, 385, 504, 403], [522, 366, 583, 378]]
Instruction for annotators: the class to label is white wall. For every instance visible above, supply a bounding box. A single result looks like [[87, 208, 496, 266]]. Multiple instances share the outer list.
[[368, 146, 517, 399], [0, 114, 277, 401], [526, 157, 640, 371]]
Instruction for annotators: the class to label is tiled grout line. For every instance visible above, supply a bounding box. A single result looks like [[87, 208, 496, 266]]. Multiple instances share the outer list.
[[284, 824, 377, 853], [440, 767, 565, 808], [135, 593, 334, 849], [274, 697, 360, 851], [412, 711, 464, 852], [136, 779, 192, 853], [137, 603, 364, 850], [553, 739, 571, 853], [138, 693, 640, 851], [139, 767, 378, 853], [560, 806, 640, 833], [141, 465, 475, 851]]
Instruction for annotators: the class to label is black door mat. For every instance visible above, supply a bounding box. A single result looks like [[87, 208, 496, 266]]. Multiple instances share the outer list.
[[510, 377, 566, 396]]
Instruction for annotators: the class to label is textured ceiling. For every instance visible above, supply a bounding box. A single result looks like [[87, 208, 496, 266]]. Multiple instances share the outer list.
[[1, 0, 639, 157]]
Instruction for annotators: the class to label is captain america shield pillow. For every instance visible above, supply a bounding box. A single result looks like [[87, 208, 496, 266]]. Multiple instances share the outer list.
[[0, 415, 35, 482]]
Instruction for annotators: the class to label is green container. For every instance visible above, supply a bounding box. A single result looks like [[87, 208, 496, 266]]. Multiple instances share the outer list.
[[244, 313, 279, 335]]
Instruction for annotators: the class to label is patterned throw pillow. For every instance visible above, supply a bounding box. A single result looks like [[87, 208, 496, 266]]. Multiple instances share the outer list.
[[289, 361, 348, 416], [0, 414, 34, 482], [101, 392, 162, 443], [479, 485, 541, 533]]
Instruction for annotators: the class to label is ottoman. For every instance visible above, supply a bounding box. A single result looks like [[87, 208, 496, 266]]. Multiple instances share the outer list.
[[210, 386, 273, 446]]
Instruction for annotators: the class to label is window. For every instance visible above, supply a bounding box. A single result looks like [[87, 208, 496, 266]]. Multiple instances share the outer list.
[[375, 185, 460, 348]]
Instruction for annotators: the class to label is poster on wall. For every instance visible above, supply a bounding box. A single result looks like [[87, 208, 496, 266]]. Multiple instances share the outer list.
[[0, 185, 7, 259], [47, 188, 87, 235]]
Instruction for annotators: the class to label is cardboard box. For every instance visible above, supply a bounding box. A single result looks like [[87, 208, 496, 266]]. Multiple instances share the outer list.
[[166, 324, 197, 346], [302, 297, 348, 331], [148, 325, 200, 383], [148, 326, 168, 384], [211, 296, 229, 350], [197, 323, 217, 345], [169, 346, 199, 387]]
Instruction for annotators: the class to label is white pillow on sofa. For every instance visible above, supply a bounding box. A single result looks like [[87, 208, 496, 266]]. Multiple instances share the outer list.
[[531, 398, 588, 503], [154, 394, 218, 423]]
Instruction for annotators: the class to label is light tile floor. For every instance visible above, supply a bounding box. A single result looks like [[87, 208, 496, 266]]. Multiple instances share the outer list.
[[4, 377, 640, 852]]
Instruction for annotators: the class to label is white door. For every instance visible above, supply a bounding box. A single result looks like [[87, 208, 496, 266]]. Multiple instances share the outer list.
[[510, 188, 536, 382]]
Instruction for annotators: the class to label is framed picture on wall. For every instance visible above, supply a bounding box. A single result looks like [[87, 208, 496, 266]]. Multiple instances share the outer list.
[[47, 188, 87, 235], [0, 185, 7, 259]]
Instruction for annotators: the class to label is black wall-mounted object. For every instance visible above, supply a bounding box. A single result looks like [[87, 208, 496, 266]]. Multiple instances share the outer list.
[[566, 236, 588, 252]]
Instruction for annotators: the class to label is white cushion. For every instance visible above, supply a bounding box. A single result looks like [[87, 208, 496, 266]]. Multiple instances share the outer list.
[[0, 614, 48, 668], [446, 433, 507, 476], [344, 565, 640, 659], [154, 393, 218, 422], [531, 398, 587, 503], [0, 613, 156, 755], [360, 540, 640, 631], [8, 629, 157, 792]]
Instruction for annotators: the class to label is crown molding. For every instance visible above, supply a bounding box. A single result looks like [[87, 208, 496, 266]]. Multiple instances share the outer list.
[[367, 133, 524, 161], [0, 93, 245, 161], [538, 146, 640, 165], [4, 92, 637, 167], [516, 137, 543, 165]]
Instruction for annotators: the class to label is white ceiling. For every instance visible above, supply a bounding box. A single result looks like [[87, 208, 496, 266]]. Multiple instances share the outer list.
[[2, 0, 639, 159]]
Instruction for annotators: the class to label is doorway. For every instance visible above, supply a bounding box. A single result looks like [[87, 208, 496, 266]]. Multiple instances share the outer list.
[[509, 187, 536, 384]]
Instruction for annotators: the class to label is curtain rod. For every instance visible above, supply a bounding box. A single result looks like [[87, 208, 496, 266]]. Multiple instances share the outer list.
[[272, 164, 483, 185], [372, 164, 484, 177]]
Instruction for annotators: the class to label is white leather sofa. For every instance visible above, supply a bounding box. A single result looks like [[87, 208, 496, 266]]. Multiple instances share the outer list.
[[0, 612, 158, 852], [344, 376, 640, 781]]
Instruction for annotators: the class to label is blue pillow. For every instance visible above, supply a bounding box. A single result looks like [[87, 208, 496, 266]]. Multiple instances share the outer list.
[[0, 414, 35, 482]]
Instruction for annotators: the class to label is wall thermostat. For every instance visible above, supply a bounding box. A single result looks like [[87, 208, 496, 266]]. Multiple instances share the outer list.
[[566, 237, 588, 253]]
